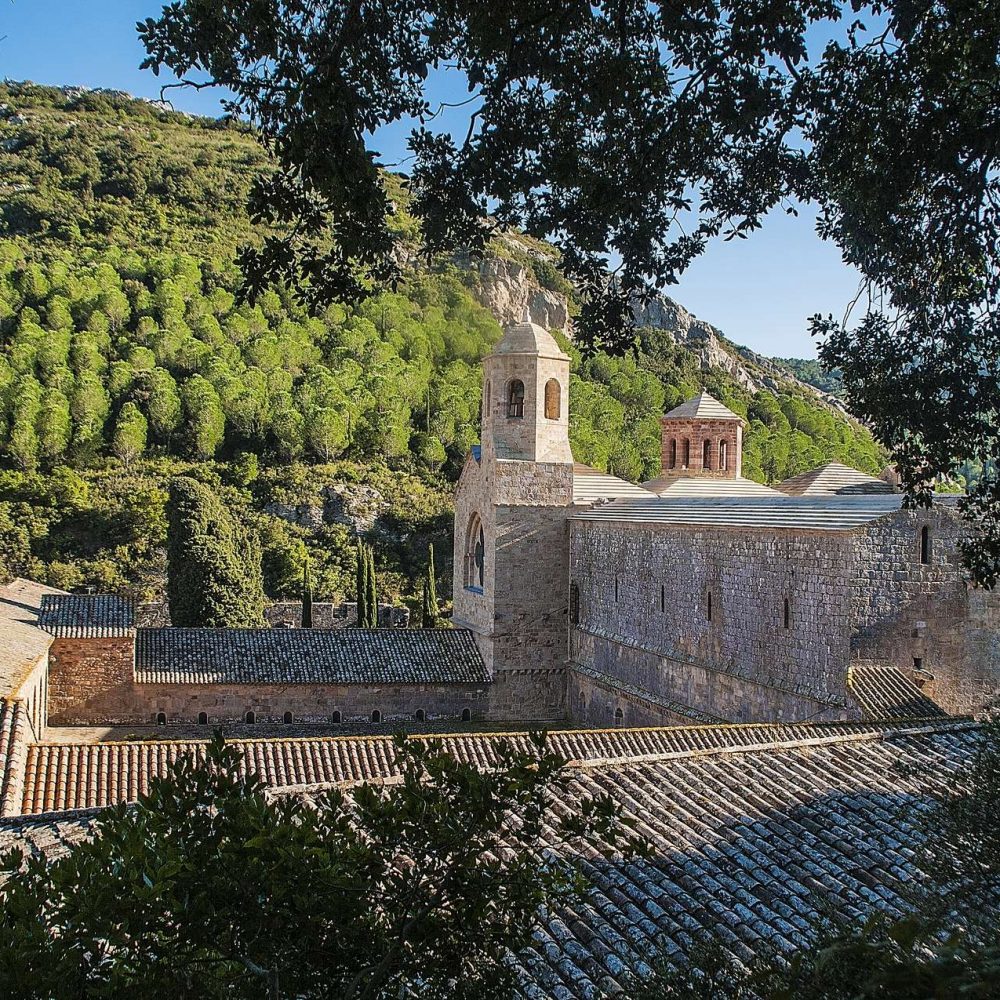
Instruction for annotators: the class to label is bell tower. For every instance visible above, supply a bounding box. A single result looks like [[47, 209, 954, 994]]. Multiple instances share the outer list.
[[452, 319, 575, 721]]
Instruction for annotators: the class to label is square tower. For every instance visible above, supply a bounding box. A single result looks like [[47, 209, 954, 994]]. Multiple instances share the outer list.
[[657, 392, 744, 480]]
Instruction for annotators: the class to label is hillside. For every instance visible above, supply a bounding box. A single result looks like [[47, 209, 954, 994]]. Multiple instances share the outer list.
[[0, 82, 885, 604]]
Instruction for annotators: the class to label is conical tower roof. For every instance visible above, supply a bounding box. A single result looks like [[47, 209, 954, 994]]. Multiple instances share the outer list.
[[663, 392, 742, 422]]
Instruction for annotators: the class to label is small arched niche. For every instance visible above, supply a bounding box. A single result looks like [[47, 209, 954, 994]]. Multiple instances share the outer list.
[[544, 378, 561, 419]]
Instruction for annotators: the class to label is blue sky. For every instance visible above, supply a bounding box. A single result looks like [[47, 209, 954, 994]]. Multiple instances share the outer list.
[[1, 1, 863, 360]]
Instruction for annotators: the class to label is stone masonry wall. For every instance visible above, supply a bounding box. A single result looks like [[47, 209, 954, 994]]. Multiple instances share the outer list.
[[851, 505, 1000, 714], [48, 635, 135, 725], [569, 519, 855, 722], [80, 681, 489, 726], [13, 654, 48, 740]]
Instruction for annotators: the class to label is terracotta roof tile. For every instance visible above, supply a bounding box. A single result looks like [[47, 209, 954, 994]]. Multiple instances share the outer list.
[[134, 627, 489, 685], [0, 722, 981, 997], [0, 699, 30, 817]]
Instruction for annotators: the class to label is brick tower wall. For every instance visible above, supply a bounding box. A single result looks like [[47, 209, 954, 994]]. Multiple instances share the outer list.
[[660, 417, 742, 479]]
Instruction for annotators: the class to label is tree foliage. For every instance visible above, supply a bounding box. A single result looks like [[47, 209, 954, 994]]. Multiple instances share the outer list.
[[0, 732, 643, 999], [166, 475, 266, 626], [137, 3, 1000, 581]]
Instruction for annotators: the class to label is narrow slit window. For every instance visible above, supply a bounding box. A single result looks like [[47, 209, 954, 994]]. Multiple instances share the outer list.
[[920, 526, 931, 564], [660, 585, 665, 613], [707, 590, 713, 622], [615, 577, 619, 602], [669, 439, 677, 469], [569, 582, 580, 625], [783, 598, 790, 629]]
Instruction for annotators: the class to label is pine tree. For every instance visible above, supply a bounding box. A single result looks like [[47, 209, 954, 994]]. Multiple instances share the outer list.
[[301, 557, 313, 629], [422, 543, 440, 628], [166, 476, 266, 627]]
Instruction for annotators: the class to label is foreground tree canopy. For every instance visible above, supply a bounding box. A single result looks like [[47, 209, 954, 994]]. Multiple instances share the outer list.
[[0, 733, 641, 999], [140, 1, 1000, 581]]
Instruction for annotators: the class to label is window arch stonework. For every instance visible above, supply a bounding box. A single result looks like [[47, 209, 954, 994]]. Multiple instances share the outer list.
[[544, 378, 561, 419], [464, 513, 486, 591]]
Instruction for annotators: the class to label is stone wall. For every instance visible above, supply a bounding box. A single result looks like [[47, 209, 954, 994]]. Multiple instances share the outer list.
[[569, 519, 855, 722], [48, 635, 135, 725], [12, 654, 48, 739], [851, 505, 1000, 714]]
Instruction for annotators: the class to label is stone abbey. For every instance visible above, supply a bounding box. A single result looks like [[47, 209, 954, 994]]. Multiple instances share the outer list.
[[453, 319, 1000, 726]]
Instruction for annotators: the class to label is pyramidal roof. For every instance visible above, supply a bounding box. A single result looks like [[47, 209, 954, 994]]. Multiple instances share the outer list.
[[776, 461, 895, 497], [488, 320, 568, 360], [663, 392, 742, 421]]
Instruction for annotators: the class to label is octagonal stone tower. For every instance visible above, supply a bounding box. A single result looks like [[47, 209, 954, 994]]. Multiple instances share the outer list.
[[658, 392, 743, 480], [452, 319, 574, 721]]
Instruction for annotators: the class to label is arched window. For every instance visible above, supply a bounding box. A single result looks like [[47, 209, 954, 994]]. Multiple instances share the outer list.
[[668, 439, 677, 469], [283, 711, 293, 724], [719, 440, 728, 471], [245, 710, 256, 724], [578, 690, 587, 714], [156, 711, 166, 726], [371, 710, 382, 723], [415, 709, 426, 722], [507, 379, 525, 418], [331, 710, 342, 724], [464, 513, 485, 590], [682, 439, 690, 468], [461, 708, 472, 722], [920, 526, 931, 564], [614, 706, 624, 727], [569, 582, 580, 625], [783, 598, 790, 629], [703, 439, 712, 470], [544, 378, 561, 419], [197, 711, 208, 725]]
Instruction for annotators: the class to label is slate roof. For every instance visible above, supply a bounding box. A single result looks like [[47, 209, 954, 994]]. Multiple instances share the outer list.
[[777, 462, 895, 497], [849, 663, 948, 721], [572, 464, 653, 504], [640, 475, 782, 498], [18, 718, 969, 815], [133, 627, 490, 686], [38, 593, 135, 638], [663, 392, 743, 422], [0, 578, 61, 697], [572, 493, 905, 531], [0, 720, 982, 999]]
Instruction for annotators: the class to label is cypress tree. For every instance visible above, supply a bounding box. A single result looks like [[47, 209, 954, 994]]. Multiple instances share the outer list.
[[422, 543, 440, 628], [166, 476, 266, 627], [301, 557, 313, 629], [355, 540, 368, 627], [366, 543, 379, 628]]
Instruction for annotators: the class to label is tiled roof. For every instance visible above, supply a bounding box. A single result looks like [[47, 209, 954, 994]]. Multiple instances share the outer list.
[[38, 593, 135, 638], [663, 392, 743, 421], [777, 462, 895, 497], [134, 627, 490, 686], [0, 699, 30, 817], [849, 663, 948, 721], [3, 721, 982, 998], [0, 578, 61, 697], [572, 464, 653, 504], [18, 718, 970, 815], [640, 475, 782, 497], [487, 320, 568, 360], [571, 493, 905, 530]]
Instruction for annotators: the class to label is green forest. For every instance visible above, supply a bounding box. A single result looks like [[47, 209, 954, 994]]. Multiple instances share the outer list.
[[0, 82, 884, 606]]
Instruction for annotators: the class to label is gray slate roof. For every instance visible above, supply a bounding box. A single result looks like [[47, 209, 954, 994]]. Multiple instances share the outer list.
[[2, 720, 981, 998], [663, 392, 743, 421], [777, 462, 895, 497], [39, 593, 135, 638], [849, 663, 948, 721], [134, 627, 490, 686], [572, 493, 907, 531], [572, 464, 653, 504]]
